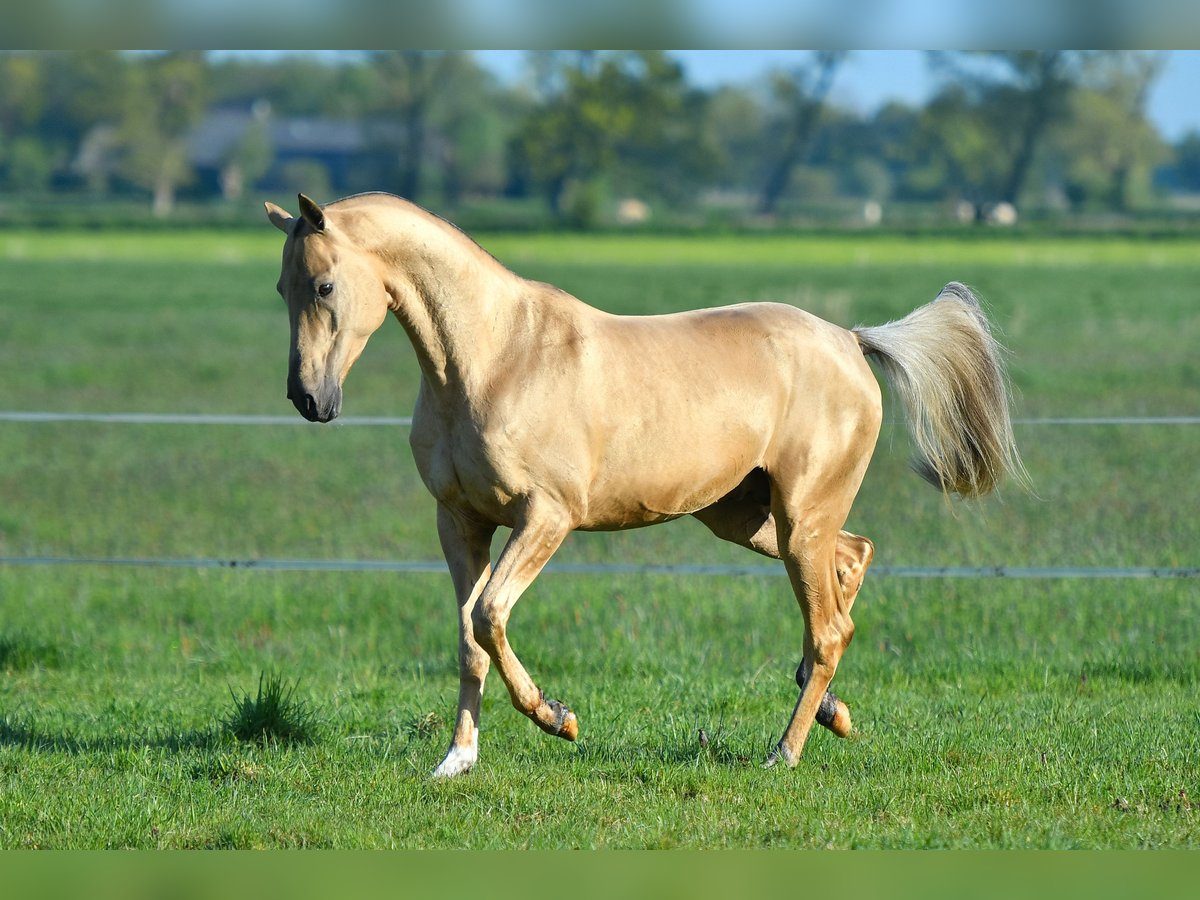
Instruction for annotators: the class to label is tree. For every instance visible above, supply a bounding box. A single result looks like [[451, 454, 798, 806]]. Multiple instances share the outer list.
[[1019, 52, 1165, 212], [210, 54, 378, 119], [431, 60, 514, 207], [0, 53, 45, 139], [1080, 52, 1165, 211], [1173, 131, 1200, 193], [925, 51, 1096, 212], [0, 53, 45, 190], [859, 101, 925, 201], [219, 110, 272, 201], [371, 51, 473, 203], [509, 51, 629, 218], [611, 52, 718, 208], [757, 51, 846, 215], [993, 52, 1078, 206], [512, 51, 716, 222], [705, 85, 769, 193], [916, 84, 1010, 214], [5, 136, 54, 191], [0, 51, 128, 195], [118, 52, 208, 216]]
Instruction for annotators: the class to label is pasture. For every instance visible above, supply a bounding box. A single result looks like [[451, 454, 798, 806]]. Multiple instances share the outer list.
[[0, 228, 1197, 847]]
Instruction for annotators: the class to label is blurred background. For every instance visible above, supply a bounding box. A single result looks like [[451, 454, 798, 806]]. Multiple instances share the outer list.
[[2, 49, 1199, 232]]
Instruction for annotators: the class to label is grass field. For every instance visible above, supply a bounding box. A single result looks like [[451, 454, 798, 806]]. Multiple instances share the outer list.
[[1, 229, 1198, 847]]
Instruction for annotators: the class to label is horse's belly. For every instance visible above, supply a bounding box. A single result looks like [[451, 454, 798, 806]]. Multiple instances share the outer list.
[[579, 422, 767, 530]]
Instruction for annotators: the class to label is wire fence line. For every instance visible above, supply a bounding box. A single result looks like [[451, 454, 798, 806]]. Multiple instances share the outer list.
[[0, 555, 1196, 580], [2, 411, 1199, 427]]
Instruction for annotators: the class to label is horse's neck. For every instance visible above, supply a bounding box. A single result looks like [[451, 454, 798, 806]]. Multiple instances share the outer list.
[[371, 213, 527, 406]]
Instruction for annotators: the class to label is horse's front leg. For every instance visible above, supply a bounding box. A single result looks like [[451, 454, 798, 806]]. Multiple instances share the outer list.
[[432, 505, 496, 778], [470, 503, 578, 741]]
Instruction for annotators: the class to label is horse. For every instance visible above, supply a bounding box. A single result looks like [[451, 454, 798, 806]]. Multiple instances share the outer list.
[[264, 191, 1024, 778]]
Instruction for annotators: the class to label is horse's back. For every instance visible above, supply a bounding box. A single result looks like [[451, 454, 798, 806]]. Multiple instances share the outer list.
[[594, 300, 878, 427]]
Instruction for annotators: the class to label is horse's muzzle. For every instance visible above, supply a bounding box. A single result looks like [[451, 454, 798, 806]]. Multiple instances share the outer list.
[[287, 379, 342, 423]]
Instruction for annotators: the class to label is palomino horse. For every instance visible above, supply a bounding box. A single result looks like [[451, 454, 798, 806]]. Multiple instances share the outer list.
[[265, 192, 1024, 777]]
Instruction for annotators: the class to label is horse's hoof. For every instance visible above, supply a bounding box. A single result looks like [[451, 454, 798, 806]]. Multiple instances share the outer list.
[[827, 702, 852, 739], [763, 744, 799, 769], [557, 710, 579, 741], [538, 697, 579, 741], [814, 685, 853, 739], [432, 742, 478, 778]]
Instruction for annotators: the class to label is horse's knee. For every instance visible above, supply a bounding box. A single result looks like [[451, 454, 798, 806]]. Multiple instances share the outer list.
[[470, 603, 502, 655]]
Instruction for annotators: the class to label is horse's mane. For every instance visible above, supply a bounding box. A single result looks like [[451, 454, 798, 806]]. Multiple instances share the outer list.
[[327, 191, 513, 275]]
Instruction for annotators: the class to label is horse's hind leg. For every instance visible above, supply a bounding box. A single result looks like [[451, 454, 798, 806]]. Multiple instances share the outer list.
[[793, 531, 874, 738], [695, 483, 873, 741], [692, 469, 781, 559], [761, 428, 876, 766], [767, 522, 854, 767]]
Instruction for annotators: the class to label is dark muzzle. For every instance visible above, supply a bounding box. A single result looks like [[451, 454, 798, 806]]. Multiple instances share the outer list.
[[287, 377, 342, 423]]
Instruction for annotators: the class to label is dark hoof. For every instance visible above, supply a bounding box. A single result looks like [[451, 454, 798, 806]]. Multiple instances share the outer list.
[[538, 697, 579, 741]]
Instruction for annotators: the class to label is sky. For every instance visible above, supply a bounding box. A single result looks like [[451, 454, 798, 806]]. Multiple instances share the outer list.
[[472, 50, 1200, 141]]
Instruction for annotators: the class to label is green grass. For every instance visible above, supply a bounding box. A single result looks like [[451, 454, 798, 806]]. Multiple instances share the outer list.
[[1, 230, 1198, 847], [1, 567, 1196, 848]]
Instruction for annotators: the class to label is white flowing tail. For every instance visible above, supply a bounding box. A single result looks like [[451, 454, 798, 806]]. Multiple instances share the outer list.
[[854, 282, 1027, 497]]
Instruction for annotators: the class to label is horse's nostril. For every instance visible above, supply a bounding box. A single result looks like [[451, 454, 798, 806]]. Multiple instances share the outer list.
[[303, 393, 317, 418]]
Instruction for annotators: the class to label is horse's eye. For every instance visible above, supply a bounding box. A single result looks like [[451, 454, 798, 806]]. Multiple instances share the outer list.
[[318, 282, 334, 298]]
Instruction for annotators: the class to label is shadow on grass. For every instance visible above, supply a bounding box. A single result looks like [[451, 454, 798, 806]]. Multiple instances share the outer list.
[[1078, 659, 1200, 686], [1, 670, 326, 756], [0, 717, 222, 754], [569, 720, 773, 770]]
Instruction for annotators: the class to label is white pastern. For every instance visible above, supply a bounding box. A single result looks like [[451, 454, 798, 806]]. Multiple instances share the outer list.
[[432, 736, 479, 779]]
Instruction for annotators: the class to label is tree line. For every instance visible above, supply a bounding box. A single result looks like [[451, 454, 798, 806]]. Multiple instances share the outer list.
[[0, 50, 1195, 226]]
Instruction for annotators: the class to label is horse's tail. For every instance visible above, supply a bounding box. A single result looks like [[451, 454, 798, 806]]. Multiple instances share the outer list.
[[853, 282, 1028, 498]]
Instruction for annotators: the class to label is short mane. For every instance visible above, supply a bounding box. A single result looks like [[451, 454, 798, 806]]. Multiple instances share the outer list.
[[326, 192, 513, 274]]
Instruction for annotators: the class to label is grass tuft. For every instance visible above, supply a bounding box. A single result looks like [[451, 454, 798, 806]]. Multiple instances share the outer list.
[[222, 671, 320, 746]]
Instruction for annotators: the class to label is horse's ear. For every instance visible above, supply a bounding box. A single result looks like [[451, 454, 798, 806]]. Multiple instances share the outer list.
[[297, 193, 326, 233], [264, 201, 294, 233]]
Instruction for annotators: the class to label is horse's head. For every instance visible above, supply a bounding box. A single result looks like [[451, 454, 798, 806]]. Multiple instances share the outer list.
[[265, 194, 391, 422]]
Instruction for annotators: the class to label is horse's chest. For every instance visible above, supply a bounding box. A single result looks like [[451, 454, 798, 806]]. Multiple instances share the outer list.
[[410, 416, 525, 524]]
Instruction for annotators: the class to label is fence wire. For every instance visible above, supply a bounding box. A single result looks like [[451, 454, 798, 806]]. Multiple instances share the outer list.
[[1, 556, 1197, 579]]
